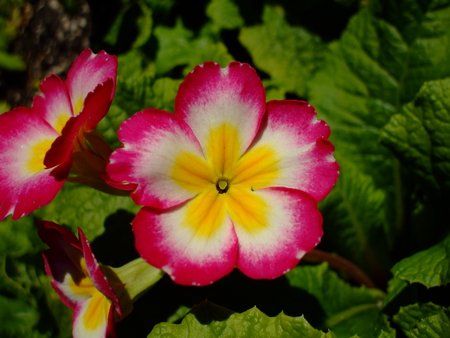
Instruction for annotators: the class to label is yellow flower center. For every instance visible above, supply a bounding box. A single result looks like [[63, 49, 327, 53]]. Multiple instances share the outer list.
[[171, 123, 280, 238], [26, 138, 54, 173]]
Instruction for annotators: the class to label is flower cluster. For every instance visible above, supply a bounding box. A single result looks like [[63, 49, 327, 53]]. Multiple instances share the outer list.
[[1, 49, 339, 337]]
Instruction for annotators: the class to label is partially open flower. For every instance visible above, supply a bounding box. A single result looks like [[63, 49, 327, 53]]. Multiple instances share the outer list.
[[107, 61, 340, 286], [0, 49, 122, 221], [38, 221, 163, 338]]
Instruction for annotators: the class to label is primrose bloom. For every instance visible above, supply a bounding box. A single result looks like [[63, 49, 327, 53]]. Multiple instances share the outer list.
[[38, 221, 163, 338], [0, 49, 118, 221], [107, 62, 339, 286]]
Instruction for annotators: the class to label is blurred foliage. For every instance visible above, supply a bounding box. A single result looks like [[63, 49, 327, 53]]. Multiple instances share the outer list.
[[1, 0, 450, 337]]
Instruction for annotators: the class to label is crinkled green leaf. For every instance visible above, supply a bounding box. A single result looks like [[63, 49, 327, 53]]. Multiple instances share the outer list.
[[381, 78, 450, 191], [391, 234, 450, 288], [239, 5, 325, 97], [206, 0, 243, 31], [319, 165, 394, 276], [286, 263, 384, 318], [308, 0, 450, 277], [286, 263, 390, 338], [393, 303, 450, 338], [154, 19, 233, 77], [0, 295, 39, 336], [33, 184, 139, 240], [148, 302, 337, 338]]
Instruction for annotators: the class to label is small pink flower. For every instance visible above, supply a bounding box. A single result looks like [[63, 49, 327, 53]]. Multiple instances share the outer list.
[[38, 221, 163, 338], [0, 49, 119, 221], [107, 62, 339, 286]]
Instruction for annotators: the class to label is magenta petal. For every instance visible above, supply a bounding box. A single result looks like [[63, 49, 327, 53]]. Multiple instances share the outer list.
[[107, 109, 204, 209], [38, 221, 85, 309], [260, 100, 339, 202], [44, 79, 115, 168], [133, 206, 238, 286], [175, 61, 266, 154], [33, 74, 73, 133], [0, 108, 67, 220], [78, 228, 122, 317], [235, 187, 323, 279], [66, 49, 118, 114]]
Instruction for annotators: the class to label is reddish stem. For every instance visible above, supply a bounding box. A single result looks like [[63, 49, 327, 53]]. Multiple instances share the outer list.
[[303, 249, 376, 289]]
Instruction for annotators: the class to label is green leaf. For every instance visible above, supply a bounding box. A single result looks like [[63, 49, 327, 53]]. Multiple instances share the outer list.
[[319, 164, 394, 276], [286, 263, 383, 318], [148, 301, 337, 338], [381, 78, 450, 191], [33, 184, 139, 240], [154, 19, 233, 77], [286, 263, 391, 338], [104, 1, 153, 49], [133, 1, 153, 48], [391, 234, 450, 288], [239, 5, 325, 97], [0, 295, 39, 336], [393, 303, 450, 338], [206, 0, 243, 31], [307, 0, 450, 276]]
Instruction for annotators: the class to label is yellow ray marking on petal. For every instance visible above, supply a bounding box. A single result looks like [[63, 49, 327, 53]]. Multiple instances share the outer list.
[[183, 186, 227, 238], [226, 186, 268, 233], [232, 144, 279, 190], [206, 123, 242, 178], [54, 113, 70, 135], [171, 152, 213, 192], [68, 259, 97, 297], [74, 96, 84, 115], [83, 289, 112, 330], [26, 138, 54, 173]]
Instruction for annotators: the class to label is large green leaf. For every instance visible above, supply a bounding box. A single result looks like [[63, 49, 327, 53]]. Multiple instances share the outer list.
[[391, 233, 450, 288], [393, 303, 450, 338], [239, 5, 325, 98], [0, 295, 39, 337], [381, 78, 450, 191], [286, 263, 390, 338], [307, 0, 450, 274], [148, 301, 337, 338], [33, 184, 139, 240]]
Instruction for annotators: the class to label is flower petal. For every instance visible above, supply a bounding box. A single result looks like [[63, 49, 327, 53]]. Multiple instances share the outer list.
[[38, 221, 86, 309], [247, 100, 339, 202], [33, 74, 73, 134], [132, 192, 238, 286], [72, 294, 116, 338], [233, 187, 323, 279], [0, 108, 68, 220], [44, 79, 115, 168], [78, 228, 122, 317], [175, 61, 266, 156], [107, 109, 208, 209], [66, 49, 118, 115]]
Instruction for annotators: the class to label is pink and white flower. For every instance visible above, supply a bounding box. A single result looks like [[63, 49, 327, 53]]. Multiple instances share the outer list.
[[0, 49, 119, 221], [38, 220, 163, 338], [107, 61, 339, 286]]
